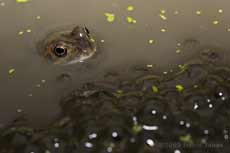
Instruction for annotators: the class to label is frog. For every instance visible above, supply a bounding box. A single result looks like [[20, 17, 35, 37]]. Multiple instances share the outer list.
[[39, 26, 97, 65]]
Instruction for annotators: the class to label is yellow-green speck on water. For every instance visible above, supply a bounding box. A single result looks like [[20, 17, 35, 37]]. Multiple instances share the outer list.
[[213, 20, 219, 25], [18, 31, 24, 36], [218, 9, 223, 13], [8, 68, 15, 75], [26, 29, 32, 33], [16, 0, 30, 3], [126, 16, 136, 23], [176, 49, 181, 54], [159, 14, 167, 20], [127, 5, 134, 11], [160, 28, 167, 32], [148, 39, 155, 44], [104, 13, 115, 23], [196, 10, 202, 15], [160, 9, 166, 14]]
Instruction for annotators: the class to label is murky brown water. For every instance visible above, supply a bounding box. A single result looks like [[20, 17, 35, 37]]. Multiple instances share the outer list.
[[1, 0, 230, 128]]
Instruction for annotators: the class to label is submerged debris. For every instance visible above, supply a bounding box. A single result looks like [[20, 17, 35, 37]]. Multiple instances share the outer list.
[[56, 73, 71, 82], [1, 50, 230, 153]]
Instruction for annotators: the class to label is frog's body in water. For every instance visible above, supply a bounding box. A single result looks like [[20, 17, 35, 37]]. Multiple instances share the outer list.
[[40, 26, 97, 65]]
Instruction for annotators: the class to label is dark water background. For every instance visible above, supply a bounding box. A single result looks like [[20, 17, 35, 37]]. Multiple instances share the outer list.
[[0, 0, 230, 128]]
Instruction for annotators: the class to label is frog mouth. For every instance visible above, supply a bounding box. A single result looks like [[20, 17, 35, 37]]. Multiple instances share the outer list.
[[64, 49, 97, 65]]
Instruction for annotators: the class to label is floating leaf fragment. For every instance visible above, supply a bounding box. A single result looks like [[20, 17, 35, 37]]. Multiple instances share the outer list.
[[104, 13, 115, 23], [176, 85, 184, 92], [227, 28, 230, 32], [126, 16, 136, 23], [16, 0, 30, 3], [127, 5, 134, 11]]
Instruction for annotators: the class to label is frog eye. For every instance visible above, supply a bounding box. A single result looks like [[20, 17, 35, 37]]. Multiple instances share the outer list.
[[54, 45, 67, 57]]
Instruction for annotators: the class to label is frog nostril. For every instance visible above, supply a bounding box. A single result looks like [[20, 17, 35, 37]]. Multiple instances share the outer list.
[[84, 27, 91, 38], [84, 27, 90, 34], [54, 46, 67, 57]]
